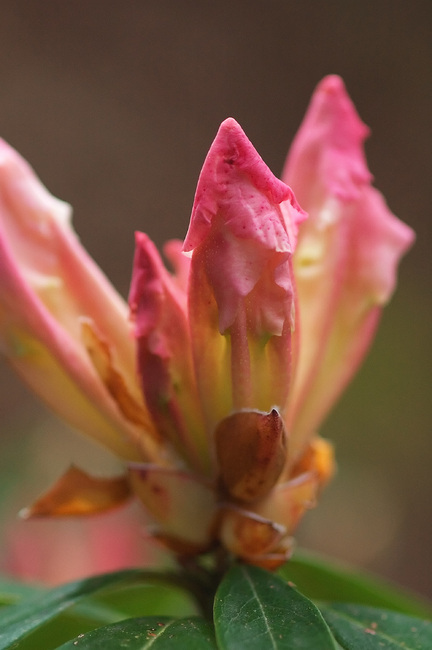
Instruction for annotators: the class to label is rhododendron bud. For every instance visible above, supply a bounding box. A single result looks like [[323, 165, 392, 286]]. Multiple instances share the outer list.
[[0, 77, 414, 569], [184, 118, 305, 430]]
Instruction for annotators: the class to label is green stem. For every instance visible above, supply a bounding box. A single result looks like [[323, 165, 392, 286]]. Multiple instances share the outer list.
[[123, 549, 233, 621], [175, 549, 233, 620]]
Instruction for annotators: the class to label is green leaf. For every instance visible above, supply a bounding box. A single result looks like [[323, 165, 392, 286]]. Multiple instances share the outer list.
[[0, 569, 147, 649], [9, 603, 119, 650], [321, 603, 432, 649], [0, 568, 204, 649], [279, 550, 432, 619], [0, 578, 43, 606], [56, 616, 217, 649], [214, 564, 338, 649], [90, 580, 198, 619]]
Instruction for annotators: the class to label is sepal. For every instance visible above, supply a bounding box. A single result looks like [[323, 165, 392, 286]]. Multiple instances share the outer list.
[[20, 465, 131, 518], [215, 409, 287, 502]]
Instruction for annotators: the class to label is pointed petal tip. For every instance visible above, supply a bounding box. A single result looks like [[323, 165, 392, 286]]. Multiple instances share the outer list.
[[316, 74, 346, 95], [306, 74, 369, 143], [217, 116, 243, 134], [134, 230, 148, 246], [129, 231, 160, 313], [212, 119, 302, 212], [183, 117, 294, 253], [132, 231, 154, 269], [283, 74, 373, 204], [206, 116, 248, 162]]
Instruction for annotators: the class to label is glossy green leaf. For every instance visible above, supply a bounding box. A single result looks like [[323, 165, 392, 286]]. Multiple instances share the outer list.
[[0, 578, 43, 606], [321, 603, 432, 649], [0, 569, 147, 649], [90, 580, 198, 619], [279, 550, 432, 618], [214, 564, 338, 649], [9, 603, 120, 650], [57, 616, 217, 649]]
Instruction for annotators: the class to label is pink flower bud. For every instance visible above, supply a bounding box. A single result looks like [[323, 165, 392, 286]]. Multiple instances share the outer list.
[[0, 78, 414, 568], [184, 118, 305, 429]]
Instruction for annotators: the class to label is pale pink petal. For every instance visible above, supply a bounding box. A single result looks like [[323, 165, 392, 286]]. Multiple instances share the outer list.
[[0, 139, 157, 460], [282, 76, 415, 459], [162, 238, 191, 298]]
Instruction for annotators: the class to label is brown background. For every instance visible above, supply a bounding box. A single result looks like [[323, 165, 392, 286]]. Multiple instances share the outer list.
[[0, 1, 431, 596]]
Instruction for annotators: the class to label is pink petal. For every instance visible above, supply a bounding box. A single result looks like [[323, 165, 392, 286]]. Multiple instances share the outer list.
[[129, 232, 210, 474], [282, 76, 415, 459], [0, 140, 156, 460], [162, 238, 191, 298]]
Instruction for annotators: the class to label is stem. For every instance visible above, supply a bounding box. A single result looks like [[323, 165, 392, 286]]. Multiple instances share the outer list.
[[175, 548, 233, 621], [126, 548, 233, 621]]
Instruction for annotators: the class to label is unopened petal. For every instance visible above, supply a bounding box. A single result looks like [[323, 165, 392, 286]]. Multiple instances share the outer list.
[[184, 119, 303, 427], [183, 118, 300, 254]]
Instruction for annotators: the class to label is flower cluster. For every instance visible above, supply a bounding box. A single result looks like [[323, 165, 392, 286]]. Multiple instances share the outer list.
[[0, 76, 414, 568]]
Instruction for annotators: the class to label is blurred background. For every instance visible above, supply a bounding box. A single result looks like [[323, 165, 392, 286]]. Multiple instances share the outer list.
[[0, 1, 431, 595]]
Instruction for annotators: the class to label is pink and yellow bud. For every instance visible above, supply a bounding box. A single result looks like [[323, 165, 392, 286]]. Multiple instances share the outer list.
[[184, 118, 305, 426], [0, 77, 414, 569]]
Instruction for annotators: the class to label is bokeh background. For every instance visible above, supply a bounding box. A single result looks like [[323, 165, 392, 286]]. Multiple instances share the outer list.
[[0, 1, 431, 595]]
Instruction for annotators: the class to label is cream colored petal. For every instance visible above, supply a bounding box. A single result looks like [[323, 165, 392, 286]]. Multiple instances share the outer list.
[[128, 464, 217, 547]]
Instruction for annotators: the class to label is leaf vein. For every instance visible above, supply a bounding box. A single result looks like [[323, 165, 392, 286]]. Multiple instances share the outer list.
[[243, 567, 278, 650]]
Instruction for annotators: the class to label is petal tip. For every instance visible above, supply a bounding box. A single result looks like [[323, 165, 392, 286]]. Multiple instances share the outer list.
[[184, 118, 292, 253], [317, 74, 346, 95]]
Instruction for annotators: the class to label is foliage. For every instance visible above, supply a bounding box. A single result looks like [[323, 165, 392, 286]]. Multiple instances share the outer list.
[[0, 552, 430, 649]]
